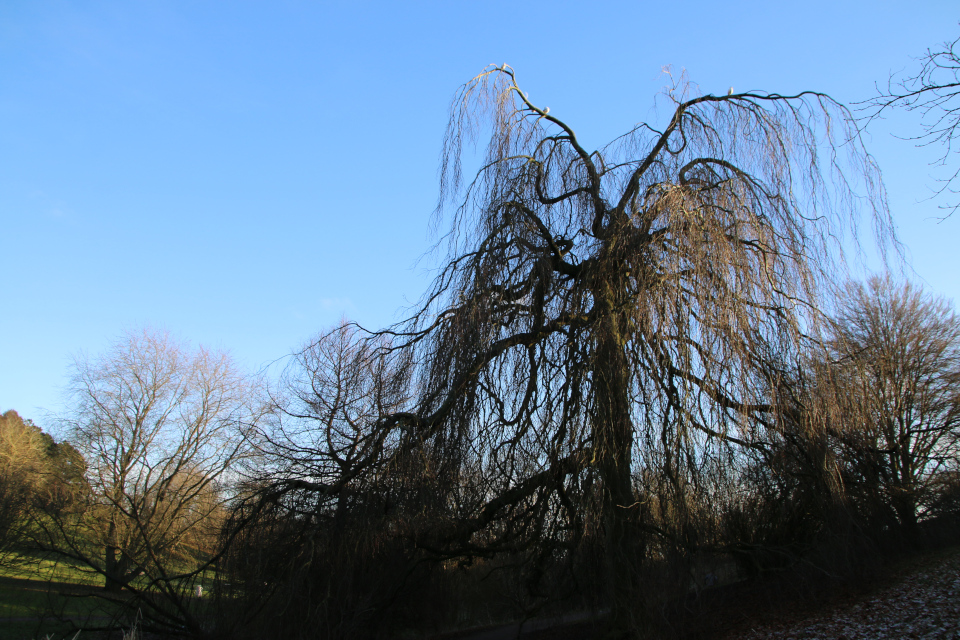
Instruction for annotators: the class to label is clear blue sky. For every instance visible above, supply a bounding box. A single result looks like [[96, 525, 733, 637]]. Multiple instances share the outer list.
[[2, 1, 957, 425]]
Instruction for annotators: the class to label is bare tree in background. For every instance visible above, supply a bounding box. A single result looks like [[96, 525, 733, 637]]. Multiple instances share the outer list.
[[220, 323, 417, 639], [265, 322, 412, 511], [47, 329, 263, 635], [862, 29, 960, 217], [826, 276, 960, 530], [268, 66, 893, 638]]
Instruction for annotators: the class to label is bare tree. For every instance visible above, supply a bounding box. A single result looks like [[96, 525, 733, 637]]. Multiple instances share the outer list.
[[259, 66, 895, 638], [266, 321, 412, 510], [862, 29, 960, 217], [221, 63, 899, 638], [219, 323, 419, 639], [48, 329, 263, 635], [825, 276, 960, 530]]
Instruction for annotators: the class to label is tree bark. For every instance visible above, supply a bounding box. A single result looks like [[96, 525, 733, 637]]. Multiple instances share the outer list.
[[593, 278, 645, 638], [104, 519, 124, 592]]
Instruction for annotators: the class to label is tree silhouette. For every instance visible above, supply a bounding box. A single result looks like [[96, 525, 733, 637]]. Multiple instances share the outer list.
[[863, 30, 960, 217], [268, 66, 895, 638], [826, 276, 960, 530]]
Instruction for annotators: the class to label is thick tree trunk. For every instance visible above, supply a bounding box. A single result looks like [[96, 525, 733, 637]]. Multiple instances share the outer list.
[[894, 437, 919, 534], [892, 488, 919, 534], [103, 519, 128, 592], [593, 294, 646, 638]]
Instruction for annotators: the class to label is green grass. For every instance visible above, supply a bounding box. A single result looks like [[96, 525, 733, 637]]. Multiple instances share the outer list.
[[0, 577, 104, 640], [0, 554, 100, 586], [0, 550, 224, 639], [0, 552, 128, 640]]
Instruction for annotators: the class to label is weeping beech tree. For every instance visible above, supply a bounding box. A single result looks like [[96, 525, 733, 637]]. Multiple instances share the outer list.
[[260, 66, 896, 638]]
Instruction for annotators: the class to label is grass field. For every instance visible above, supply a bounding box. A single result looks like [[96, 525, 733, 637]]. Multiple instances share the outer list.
[[0, 551, 223, 640], [0, 553, 129, 640]]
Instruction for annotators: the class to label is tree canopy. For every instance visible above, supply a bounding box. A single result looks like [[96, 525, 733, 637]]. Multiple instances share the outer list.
[[263, 66, 897, 638], [45, 329, 264, 636], [825, 276, 960, 529]]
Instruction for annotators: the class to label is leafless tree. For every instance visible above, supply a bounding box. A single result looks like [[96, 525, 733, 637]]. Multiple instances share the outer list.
[[46, 329, 264, 635], [264, 322, 412, 511], [862, 29, 960, 217], [825, 276, 960, 530], [267, 66, 893, 638], [237, 65, 895, 638], [219, 323, 420, 639]]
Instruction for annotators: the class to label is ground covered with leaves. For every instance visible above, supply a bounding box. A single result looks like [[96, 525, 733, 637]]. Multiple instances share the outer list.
[[723, 546, 960, 640]]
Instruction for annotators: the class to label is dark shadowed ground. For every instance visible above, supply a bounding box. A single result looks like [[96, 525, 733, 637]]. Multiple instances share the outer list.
[[438, 544, 960, 640]]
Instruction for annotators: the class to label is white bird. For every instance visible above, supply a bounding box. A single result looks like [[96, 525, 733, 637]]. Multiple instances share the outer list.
[[727, 87, 734, 96]]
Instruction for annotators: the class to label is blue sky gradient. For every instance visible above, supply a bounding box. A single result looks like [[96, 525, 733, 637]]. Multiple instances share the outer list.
[[2, 1, 957, 424]]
